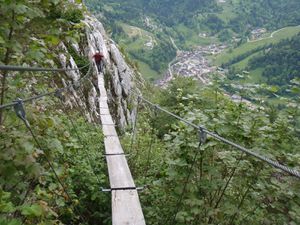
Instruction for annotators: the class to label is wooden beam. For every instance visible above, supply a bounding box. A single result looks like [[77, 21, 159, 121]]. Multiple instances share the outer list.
[[103, 125, 118, 137], [106, 155, 134, 188], [101, 114, 114, 125], [112, 190, 146, 225], [99, 100, 109, 109], [100, 108, 110, 115], [97, 73, 146, 225]]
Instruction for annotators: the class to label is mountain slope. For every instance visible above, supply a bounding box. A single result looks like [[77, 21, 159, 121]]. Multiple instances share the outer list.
[[249, 33, 300, 88], [0, 1, 142, 224], [229, 0, 300, 33], [85, 0, 300, 81]]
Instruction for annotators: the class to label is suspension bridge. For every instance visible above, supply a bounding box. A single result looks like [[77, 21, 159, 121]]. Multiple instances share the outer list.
[[0, 62, 299, 225]]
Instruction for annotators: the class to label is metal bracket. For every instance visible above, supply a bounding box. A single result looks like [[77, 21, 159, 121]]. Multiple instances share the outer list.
[[101, 186, 145, 192], [199, 126, 207, 146], [13, 98, 26, 120], [104, 153, 129, 157], [54, 89, 64, 101], [13, 98, 30, 127], [153, 104, 158, 116], [73, 81, 80, 90]]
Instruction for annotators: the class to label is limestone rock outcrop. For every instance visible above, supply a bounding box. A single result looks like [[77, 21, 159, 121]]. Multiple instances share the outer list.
[[58, 13, 141, 129]]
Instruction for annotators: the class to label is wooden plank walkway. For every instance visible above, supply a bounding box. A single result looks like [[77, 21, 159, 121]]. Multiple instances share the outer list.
[[97, 73, 146, 225]]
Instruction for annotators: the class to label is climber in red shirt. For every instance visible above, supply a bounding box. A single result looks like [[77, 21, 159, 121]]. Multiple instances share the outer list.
[[93, 51, 104, 73]]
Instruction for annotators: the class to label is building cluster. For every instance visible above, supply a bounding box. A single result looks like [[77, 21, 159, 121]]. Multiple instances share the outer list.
[[250, 28, 267, 40], [170, 44, 227, 84]]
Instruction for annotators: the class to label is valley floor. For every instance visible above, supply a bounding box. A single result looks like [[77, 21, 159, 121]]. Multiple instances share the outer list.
[[157, 44, 227, 87]]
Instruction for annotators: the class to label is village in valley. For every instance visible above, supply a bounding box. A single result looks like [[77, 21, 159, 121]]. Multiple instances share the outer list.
[[158, 25, 269, 87], [172, 44, 227, 82], [158, 44, 227, 86]]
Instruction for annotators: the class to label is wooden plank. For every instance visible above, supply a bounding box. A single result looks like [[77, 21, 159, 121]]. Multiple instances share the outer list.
[[100, 108, 110, 115], [98, 76, 105, 88], [104, 136, 124, 155], [97, 73, 145, 225], [98, 77, 105, 84], [99, 100, 109, 109], [100, 96, 108, 101], [101, 114, 114, 125], [99, 86, 107, 96], [112, 190, 146, 225], [103, 125, 118, 137], [106, 155, 135, 188]]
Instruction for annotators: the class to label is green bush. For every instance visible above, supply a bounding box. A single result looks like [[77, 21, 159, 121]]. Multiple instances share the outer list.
[[67, 44, 90, 75], [64, 8, 84, 23]]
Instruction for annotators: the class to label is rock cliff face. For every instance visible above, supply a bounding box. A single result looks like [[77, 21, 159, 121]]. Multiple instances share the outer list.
[[58, 13, 141, 129]]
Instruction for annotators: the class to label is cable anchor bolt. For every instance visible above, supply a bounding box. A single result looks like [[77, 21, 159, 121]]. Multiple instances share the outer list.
[[13, 98, 30, 127], [73, 81, 80, 90], [101, 186, 146, 192], [198, 126, 207, 146], [54, 89, 64, 101], [137, 95, 142, 103]]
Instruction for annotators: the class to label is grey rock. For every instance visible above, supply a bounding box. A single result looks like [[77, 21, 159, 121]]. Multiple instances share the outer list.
[[58, 14, 141, 129]]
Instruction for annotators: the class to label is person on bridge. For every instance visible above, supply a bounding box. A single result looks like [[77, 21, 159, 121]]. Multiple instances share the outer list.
[[93, 51, 104, 73]]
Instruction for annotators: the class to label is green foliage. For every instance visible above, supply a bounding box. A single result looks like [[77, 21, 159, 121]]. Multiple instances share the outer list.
[[125, 77, 300, 225], [0, 96, 109, 224], [0, 1, 111, 224], [64, 8, 84, 24], [229, 0, 300, 33], [66, 43, 90, 74], [0, 98, 109, 224], [248, 33, 300, 89], [0, 0, 84, 65]]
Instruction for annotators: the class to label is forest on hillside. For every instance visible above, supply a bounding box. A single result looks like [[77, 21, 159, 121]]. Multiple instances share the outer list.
[[86, 0, 219, 26], [0, 1, 111, 224], [123, 77, 300, 225], [229, 0, 300, 33], [249, 33, 300, 87], [1, 0, 300, 225], [85, 0, 300, 80], [86, 0, 300, 36], [221, 32, 300, 99]]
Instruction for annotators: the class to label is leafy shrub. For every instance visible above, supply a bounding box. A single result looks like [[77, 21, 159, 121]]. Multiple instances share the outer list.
[[64, 8, 84, 23]]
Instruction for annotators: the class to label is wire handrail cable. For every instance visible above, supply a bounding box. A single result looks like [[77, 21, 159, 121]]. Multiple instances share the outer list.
[[57, 96, 102, 185], [0, 64, 93, 111], [139, 96, 300, 179], [168, 138, 203, 225], [0, 63, 90, 72], [13, 100, 87, 223], [1, 65, 299, 179]]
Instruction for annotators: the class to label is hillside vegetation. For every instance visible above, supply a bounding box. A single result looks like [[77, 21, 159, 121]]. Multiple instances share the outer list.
[[85, 0, 300, 81], [0, 1, 110, 224], [249, 33, 300, 88], [228, 0, 300, 33], [85, 0, 221, 79], [1, 1, 300, 225], [123, 77, 300, 225], [215, 26, 300, 66]]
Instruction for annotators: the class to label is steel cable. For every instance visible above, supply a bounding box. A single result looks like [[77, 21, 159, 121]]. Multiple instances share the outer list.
[[144, 106, 158, 176], [0, 63, 90, 72], [56, 94, 102, 185], [13, 100, 87, 223], [167, 131, 204, 225], [0, 64, 93, 111], [138, 96, 300, 179]]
